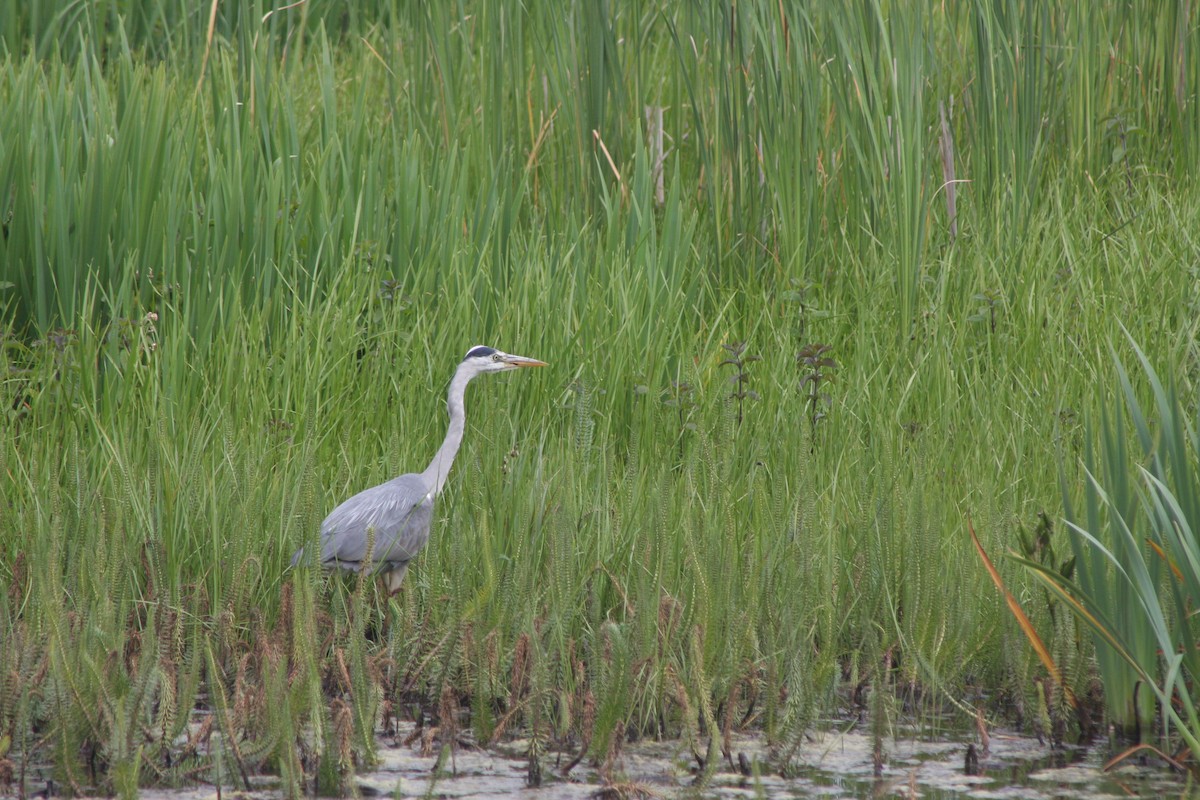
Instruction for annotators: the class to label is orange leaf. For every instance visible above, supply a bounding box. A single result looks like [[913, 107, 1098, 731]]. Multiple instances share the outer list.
[[970, 517, 1078, 709], [1146, 538, 1184, 582]]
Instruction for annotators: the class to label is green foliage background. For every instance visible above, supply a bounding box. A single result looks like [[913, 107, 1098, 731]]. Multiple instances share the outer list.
[[1, 0, 1198, 791]]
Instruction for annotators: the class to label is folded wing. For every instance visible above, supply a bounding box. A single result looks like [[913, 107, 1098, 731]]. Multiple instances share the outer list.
[[295, 474, 435, 572]]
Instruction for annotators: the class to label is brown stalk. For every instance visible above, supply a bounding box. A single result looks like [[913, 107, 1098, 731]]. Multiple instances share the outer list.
[[195, 0, 220, 99], [592, 130, 626, 197], [938, 100, 958, 241], [525, 108, 560, 173], [1104, 742, 1189, 773]]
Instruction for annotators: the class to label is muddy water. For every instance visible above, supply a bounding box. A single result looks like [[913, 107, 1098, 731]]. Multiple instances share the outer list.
[[118, 722, 1186, 799]]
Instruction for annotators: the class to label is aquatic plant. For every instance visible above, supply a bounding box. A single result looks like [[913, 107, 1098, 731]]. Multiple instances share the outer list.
[[1019, 332, 1200, 766], [1, 0, 1198, 793]]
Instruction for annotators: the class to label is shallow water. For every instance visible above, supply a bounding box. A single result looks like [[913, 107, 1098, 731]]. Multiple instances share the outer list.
[[97, 721, 1187, 800]]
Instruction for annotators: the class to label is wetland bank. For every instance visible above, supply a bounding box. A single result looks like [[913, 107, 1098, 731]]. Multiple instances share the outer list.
[[3, 1, 1200, 796]]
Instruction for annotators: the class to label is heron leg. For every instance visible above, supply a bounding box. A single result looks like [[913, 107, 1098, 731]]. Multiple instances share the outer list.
[[383, 563, 410, 596]]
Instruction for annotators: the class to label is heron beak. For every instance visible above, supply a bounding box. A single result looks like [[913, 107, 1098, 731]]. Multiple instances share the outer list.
[[503, 354, 548, 368]]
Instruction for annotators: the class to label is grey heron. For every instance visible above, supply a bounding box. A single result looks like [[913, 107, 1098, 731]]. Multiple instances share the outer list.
[[291, 345, 547, 594]]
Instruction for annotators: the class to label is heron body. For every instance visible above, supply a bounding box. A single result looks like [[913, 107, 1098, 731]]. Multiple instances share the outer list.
[[291, 345, 546, 593]]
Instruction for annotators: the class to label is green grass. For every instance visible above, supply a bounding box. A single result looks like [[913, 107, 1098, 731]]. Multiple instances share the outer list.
[[2, 0, 1199, 792], [1019, 335, 1200, 760]]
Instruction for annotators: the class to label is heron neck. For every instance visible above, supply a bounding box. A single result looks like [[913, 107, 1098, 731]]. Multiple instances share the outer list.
[[421, 364, 472, 496]]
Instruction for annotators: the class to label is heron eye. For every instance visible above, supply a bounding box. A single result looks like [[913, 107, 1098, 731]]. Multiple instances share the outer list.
[[492, 353, 502, 362]]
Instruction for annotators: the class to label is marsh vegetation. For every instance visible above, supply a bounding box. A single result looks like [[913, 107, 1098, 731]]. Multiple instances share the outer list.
[[2, 0, 1199, 795]]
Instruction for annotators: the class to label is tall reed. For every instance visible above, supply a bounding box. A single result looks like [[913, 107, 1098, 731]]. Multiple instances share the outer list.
[[2, 0, 1198, 790]]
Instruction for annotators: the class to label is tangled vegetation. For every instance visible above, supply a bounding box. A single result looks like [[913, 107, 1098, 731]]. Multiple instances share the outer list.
[[1, 0, 1199, 794]]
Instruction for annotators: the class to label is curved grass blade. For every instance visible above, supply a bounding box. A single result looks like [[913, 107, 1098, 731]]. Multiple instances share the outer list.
[[969, 517, 1076, 708]]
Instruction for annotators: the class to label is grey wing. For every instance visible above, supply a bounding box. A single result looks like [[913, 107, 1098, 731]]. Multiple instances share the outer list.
[[310, 474, 435, 570]]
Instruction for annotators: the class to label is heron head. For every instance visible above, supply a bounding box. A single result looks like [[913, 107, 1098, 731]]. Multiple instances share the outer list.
[[461, 345, 548, 374]]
